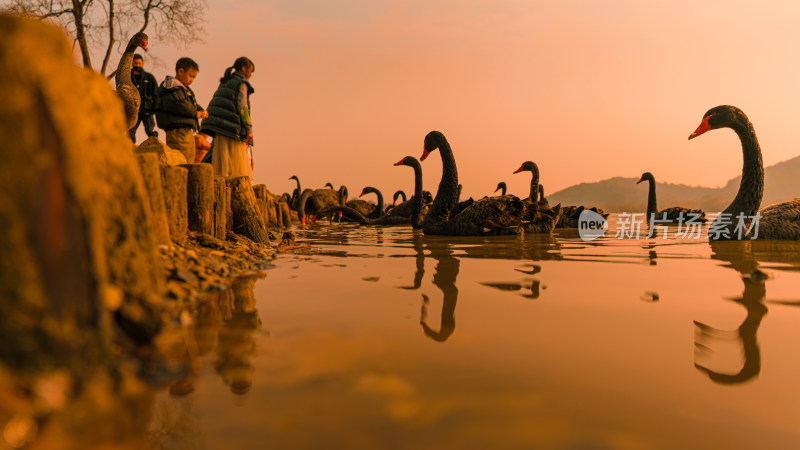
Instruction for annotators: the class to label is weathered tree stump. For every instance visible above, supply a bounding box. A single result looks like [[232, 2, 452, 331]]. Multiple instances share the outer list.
[[225, 184, 233, 233], [160, 165, 188, 242], [253, 184, 269, 228], [135, 153, 171, 245], [280, 202, 293, 228], [273, 201, 283, 228], [180, 163, 214, 235], [265, 198, 277, 227], [213, 176, 228, 240], [226, 177, 270, 243]]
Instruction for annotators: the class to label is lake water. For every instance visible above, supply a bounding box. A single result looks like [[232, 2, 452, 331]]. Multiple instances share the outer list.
[[145, 216, 800, 449]]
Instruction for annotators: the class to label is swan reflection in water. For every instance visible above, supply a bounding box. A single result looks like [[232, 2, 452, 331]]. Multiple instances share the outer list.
[[693, 241, 770, 385], [419, 240, 459, 342]]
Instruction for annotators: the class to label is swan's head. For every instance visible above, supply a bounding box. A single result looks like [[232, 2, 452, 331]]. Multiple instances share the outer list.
[[394, 155, 421, 172], [689, 105, 748, 139], [495, 181, 506, 193], [360, 187, 377, 198], [513, 161, 538, 175], [289, 175, 299, 181], [637, 172, 654, 184], [325, 182, 334, 189], [133, 32, 149, 52], [421, 131, 446, 161]]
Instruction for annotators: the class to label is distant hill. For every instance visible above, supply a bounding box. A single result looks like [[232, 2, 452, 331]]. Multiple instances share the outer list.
[[548, 155, 800, 212]]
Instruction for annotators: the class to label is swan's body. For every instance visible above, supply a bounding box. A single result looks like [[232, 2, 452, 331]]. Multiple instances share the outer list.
[[115, 32, 149, 130], [637, 172, 707, 223], [689, 105, 800, 240], [420, 131, 524, 236], [556, 206, 608, 228]]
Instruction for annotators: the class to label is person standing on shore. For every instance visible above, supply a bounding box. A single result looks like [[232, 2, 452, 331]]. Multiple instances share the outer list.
[[155, 57, 208, 163], [128, 54, 158, 143], [200, 57, 255, 178]]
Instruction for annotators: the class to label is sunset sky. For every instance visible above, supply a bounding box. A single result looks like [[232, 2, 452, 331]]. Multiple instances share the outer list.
[[146, 0, 800, 200]]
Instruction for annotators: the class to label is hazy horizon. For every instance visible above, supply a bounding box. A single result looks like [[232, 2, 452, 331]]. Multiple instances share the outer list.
[[128, 0, 800, 200]]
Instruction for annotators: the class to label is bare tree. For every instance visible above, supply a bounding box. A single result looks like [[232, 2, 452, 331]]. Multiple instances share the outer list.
[[2, 0, 206, 77]]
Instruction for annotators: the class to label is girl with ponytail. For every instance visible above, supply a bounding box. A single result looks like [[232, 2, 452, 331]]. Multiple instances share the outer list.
[[200, 57, 256, 178]]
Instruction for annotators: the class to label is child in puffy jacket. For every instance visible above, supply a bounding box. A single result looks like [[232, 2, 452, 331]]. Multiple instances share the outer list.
[[155, 57, 208, 162]]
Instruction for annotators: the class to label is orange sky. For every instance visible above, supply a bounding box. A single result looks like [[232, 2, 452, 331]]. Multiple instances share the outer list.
[[145, 0, 800, 200]]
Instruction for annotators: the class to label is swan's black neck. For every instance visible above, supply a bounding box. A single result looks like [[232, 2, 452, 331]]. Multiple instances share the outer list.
[[297, 189, 315, 220], [528, 171, 539, 202], [338, 186, 348, 205], [365, 187, 384, 218], [424, 137, 459, 229], [497, 182, 507, 196], [116, 46, 136, 89], [724, 123, 763, 218], [394, 190, 407, 204], [645, 177, 657, 218], [408, 159, 424, 229]]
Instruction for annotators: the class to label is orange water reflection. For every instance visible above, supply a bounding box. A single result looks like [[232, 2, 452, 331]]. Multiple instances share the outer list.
[[146, 223, 800, 449]]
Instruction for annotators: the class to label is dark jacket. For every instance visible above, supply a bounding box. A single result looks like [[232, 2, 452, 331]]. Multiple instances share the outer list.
[[155, 76, 204, 132], [131, 69, 157, 115], [200, 72, 254, 142]]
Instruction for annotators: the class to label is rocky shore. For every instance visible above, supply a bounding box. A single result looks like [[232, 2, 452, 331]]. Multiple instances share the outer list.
[[0, 14, 301, 449]]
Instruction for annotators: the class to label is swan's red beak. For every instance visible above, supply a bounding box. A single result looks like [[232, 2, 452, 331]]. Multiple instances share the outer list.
[[513, 166, 524, 174], [393, 157, 406, 166], [420, 150, 430, 161], [636, 177, 644, 184], [359, 190, 365, 197], [689, 115, 713, 140]]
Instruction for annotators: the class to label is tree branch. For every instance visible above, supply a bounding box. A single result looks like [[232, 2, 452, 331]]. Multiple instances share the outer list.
[[100, 0, 115, 75]]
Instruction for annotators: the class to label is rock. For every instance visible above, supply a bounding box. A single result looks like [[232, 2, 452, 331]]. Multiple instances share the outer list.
[[0, 14, 164, 367], [135, 136, 188, 166]]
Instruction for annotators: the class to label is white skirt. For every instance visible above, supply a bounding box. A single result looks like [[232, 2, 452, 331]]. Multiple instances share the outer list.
[[212, 135, 252, 178]]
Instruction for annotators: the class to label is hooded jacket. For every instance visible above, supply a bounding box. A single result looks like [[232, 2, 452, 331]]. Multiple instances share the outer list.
[[154, 76, 204, 131]]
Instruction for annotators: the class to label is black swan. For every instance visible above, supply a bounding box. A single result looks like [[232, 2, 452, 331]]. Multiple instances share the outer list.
[[321, 157, 426, 227], [513, 161, 541, 202], [513, 161, 563, 233], [420, 131, 524, 236], [637, 172, 706, 223], [115, 32, 149, 131], [288, 175, 302, 211], [325, 182, 335, 189], [495, 182, 507, 196], [359, 187, 385, 219], [385, 190, 406, 214], [689, 105, 800, 240], [393, 190, 407, 205]]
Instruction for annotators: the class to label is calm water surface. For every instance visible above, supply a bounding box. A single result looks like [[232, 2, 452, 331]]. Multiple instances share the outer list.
[[146, 216, 800, 450]]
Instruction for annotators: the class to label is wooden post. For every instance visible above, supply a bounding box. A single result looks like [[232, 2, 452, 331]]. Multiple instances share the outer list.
[[180, 163, 214, 235], [160, 165, 188, 242], [226, 177, 270, 243], [253, 184, 269, 228], [213, 176, 228, 240], [274, 201, 283, 228], [280, 202, 293, 228], [135, 153, 171, 245], [265, 198, 277, 227]]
